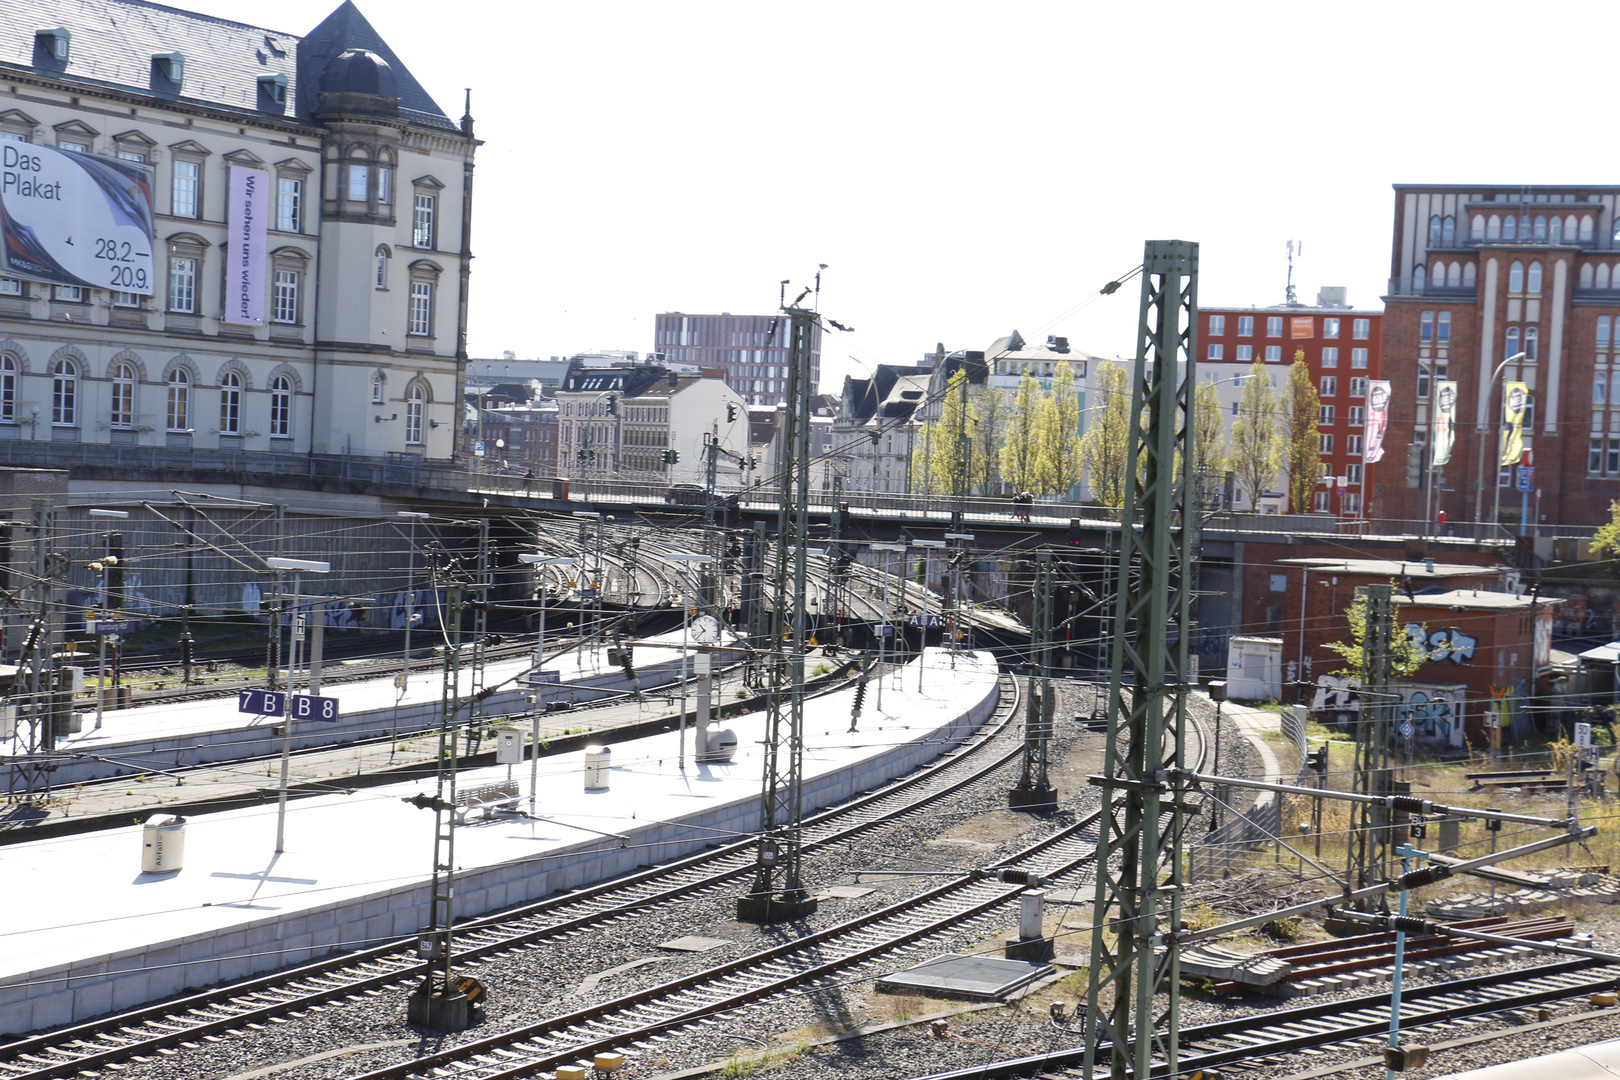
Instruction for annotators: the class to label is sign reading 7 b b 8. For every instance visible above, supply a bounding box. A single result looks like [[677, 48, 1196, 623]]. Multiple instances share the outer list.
[[289, 694, 341, 723]]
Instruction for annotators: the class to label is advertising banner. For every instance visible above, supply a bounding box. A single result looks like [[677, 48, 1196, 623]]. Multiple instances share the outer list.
[[1432, 379, 1457, 466], [1290, 316, 1314, 339], [1364, 380, 1392, 462], [224, 167, 268, 325], [1499, 381, 1529, 466], [0, 143, 155, 293]]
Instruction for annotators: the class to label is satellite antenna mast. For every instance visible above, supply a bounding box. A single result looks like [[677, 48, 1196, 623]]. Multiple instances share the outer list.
[[1285, 239, 1301, 305]]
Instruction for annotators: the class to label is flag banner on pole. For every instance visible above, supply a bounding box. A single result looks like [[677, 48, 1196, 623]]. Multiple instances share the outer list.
[[1364, 381, 1392, 463], [1432, 380, 1457, 466], [1499, 381, 1529, 466]]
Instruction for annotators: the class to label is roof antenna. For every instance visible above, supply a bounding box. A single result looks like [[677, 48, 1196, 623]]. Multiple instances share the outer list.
[[460, 88, 474, 138], [1285, 239, 1301, 305]]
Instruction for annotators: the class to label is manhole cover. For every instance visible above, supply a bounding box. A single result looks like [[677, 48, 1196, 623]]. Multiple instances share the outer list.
[[659, 936, 731, 952], [876, 952, 1053, 1000]]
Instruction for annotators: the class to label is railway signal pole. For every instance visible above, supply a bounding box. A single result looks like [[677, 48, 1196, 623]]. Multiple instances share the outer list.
[[1345, 583, 1396, 910], [1009, 549, 1055, 808], [1082, 240, 1199, 1080], [738, 300, 821, 924]]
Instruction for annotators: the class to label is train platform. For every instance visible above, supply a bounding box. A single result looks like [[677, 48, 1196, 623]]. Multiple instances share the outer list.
[[0, 648, 1001, 1037], [8, 629, 712, 791]]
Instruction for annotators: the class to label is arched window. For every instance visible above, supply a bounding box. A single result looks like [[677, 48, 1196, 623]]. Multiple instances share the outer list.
[[1549, 217, 1563, 243], [1581, 215, 1595, 242], [1525, 326, 1539, 361], [0, 354, 16, 422], [405, 383, 426, 445], [1564, 214, 1576, 240], [1412, 264, 1426, 292], [371, 372, 385, 404], [219, 371, 241, 434], [166, 369, 189, 431], [1503, 215, 1517, 241], [1599, 265, 1611, 290], [1447, 262, 1462, 288], [1430, 261, 1446, 286], [1527, 260, 1543, 293], [1463, 262, 1477, 288], [1519, 214, 1531, 238], [1471, 214, 1485, 240], [375, 245, 389, 290], [1428, 215, 1442, 244], [1599, 315, 1612, 350], [1533, 215, 1547, 241], [1582, 264, 1595, 288], [52, 359, 76, 425], [1441, 215, 1456, 244], [1487, 214, 1502, 240], [1508, 260, 1524, 294], [270, 375, 291, 437], [1506, 326, 1520, 358], [111, 362, 135, 427]]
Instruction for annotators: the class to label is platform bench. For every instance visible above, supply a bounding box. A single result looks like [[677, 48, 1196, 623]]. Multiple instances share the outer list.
[[456, 782, 523, 823]]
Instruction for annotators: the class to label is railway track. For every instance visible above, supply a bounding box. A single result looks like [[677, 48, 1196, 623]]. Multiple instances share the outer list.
[[0, 670, 1035, 1079], [912, 958, 1620, 1080]]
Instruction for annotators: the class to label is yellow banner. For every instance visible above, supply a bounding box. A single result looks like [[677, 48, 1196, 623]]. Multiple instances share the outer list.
[[1498, 381, 1528, 467]]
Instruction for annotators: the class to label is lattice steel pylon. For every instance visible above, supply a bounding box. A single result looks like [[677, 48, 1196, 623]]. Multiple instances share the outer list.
[[1345, 582, 1394, 907], [1082, 240, 1199, 1080], [737, 302, 820, 923]]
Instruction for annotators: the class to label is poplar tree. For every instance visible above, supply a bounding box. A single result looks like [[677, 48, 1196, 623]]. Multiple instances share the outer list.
[[1230, 358, 1285, 512], [909, 370, 977, 495], [999, 372, 1044, 493], [1034, 362, 1082, 496], [1192, 379, 1228, 506], [972, 386, 1005, 493], [1284, 352, 1322, 513], [1079, 359, 1133, 509]]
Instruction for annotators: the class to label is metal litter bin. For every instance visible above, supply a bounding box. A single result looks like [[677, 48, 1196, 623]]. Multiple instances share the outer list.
[[584, 745, 611, 790]]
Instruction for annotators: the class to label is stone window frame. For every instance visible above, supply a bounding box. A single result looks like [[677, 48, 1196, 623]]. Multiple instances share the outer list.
[[165, 232, 208, 314], [112, 129, 157, 164], [167, 140, 210, 219], [273, 158, 312, 234], [52, 119, 98, 153], [411, 176, 444, 249], [268, 246, 310, 327], [50, 345, 88, 427], [404, 379, 429, 445], [0, 109, 39, 142], [106, 351, 146, 429], [407, 259, 443, 340]]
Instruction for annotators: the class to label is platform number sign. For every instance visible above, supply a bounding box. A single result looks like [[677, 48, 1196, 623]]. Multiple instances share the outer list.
[[238, 688, 286, 716], [291, 694, 341, 723], [1575, 722, 1593, 749]]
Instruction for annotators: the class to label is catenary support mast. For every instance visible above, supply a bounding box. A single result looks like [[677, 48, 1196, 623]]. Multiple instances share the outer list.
[[1082, 240, 1199, 1079]]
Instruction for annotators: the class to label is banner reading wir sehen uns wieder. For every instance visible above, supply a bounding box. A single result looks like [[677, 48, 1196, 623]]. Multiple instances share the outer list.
[[0, 143, 155, 293], [225, 167, 268, 325]]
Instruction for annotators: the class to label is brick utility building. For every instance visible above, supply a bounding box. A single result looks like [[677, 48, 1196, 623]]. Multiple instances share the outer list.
[[0, 0, 476, 479], [653, 312, 822, 407], [1200, 292, 1383, 515], [1380, 185, 1620, 530]]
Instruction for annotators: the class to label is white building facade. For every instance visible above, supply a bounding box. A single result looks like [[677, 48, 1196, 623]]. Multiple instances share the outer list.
[[0, 1, 475, 478]]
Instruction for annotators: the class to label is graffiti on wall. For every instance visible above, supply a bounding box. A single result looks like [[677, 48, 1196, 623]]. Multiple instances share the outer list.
[[1404, 623, 1477, 664], [1312, 674, 1360, 711], [1398, 685, 1465, 747]]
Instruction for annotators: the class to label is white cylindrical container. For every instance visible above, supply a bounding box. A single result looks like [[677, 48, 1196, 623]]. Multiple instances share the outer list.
[[584, 745, 611, 790], [701, 728, 738, 763], [141, 814, 187, 873]]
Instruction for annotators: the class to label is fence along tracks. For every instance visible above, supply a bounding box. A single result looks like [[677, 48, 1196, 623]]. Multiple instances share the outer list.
[[0, 671, 1031, 1080]]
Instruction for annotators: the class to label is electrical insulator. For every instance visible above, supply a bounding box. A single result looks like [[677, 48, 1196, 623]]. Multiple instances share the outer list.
[[180, 635, 194, 667], [22, 620, 44, 653]]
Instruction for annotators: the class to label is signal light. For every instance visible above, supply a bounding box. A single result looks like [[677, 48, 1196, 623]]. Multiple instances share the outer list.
[[1066, 517, 1084, 546], [1307, 746, 1329, 775]]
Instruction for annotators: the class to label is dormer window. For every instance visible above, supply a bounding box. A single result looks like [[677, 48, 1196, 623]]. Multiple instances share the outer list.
[[36, 28, 69, 61], [258, 74, 287, 104], [152, 52, 184, 85]]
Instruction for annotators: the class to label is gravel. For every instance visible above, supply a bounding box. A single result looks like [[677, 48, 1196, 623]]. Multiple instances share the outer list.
[[66, 682, 1620, 1080]]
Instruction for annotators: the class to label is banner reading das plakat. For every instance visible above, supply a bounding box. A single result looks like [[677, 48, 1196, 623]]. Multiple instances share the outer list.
[[1364, 380, 1392, 462], [1499, 381, 1529, 466], [225, 167, 268, 325], [0, 143, 155, 293], [1432, 380, 1458, 466]]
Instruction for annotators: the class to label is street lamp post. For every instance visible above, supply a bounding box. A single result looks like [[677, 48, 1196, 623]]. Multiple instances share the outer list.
[[519, 553, 574, 814], [1474, 351, 1526, 536], [869, 542, 905, 709], [87, 509, 129, 730], [668, 552, 714, 769], [911, 539, 946, 691], [267, 556, 331, 854]]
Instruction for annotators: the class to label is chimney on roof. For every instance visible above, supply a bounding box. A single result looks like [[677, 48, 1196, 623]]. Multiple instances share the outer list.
[[1047, 335, 1069, 353], [668, 371, 678, 387]]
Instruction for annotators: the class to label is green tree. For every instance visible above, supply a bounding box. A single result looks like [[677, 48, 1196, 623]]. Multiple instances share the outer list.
[[1079, 359, 1133, 509], [999, 372, 1044, 493], [1284, 353, 1322, 514], [1594, 500, 1620, 557], [910, 369, 978, 495], [1230, 359, 1285, 512], [1192, 379, 1227, 506], [1325, 585, 1432, 677], [1034, 362, 1082, 496], [972, 385, 1005, 493]]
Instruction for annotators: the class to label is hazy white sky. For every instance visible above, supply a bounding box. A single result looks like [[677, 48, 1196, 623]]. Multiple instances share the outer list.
[[182, 0, 1613, 392]]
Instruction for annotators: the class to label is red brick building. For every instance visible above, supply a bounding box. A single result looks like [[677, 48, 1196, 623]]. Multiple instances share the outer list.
[[1200, 295, 1383, 516], [1379, 185, 1620, 530]]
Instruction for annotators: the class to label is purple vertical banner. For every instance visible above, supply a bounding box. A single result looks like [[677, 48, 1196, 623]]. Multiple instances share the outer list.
[[225, 168, 267, 325]]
